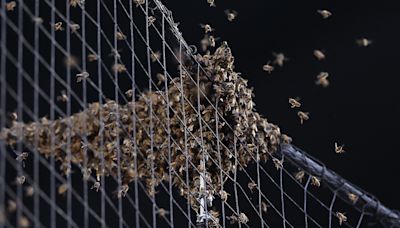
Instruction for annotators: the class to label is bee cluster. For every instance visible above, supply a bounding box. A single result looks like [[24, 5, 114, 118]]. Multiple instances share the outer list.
[[1, 43, 282, 225]]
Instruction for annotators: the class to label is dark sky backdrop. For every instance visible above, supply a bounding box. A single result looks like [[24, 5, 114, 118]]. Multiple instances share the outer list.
[[164, 0, 400, 210]]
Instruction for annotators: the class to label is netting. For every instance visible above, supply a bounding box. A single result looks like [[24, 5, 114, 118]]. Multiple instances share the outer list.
[[0, 0, 399, 227]]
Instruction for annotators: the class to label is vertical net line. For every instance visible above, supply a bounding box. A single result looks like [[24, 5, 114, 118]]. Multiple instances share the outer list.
[[304, 175, 312, 227], [0, 0, 6, 226], [233, 137, 242, 228], [96, 0, 107, 226], [280, 155, 287, 228], [128, 1, 140, 227], [215, 100, 226, 228], [256, 147, 264, 228], [328, 192, 337, 228]]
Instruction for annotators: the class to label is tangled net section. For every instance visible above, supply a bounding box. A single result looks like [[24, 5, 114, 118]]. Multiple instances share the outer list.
[[0, 0, 399, 227]]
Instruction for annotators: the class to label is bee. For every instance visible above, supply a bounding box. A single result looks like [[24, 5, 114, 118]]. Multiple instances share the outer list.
[[200, 23, 214, 34], [69, 0, 81, 7], [148, 16, 156, 26], [54, 22, 64, 31], [32, 17, 43, 25], [297, 111, 309, 124], [10, 112, 18, 121], [70, 23, 80, 33], [81, 168, 91, 181], [112, 63, 127, 73], [87, 54, 98, 62], [133, 0, 145, 7], [262, 61, 274, 74], [15, 176, 26, 185], [348, 193, 358, 204], [288, 97, 301, 108], [356, 38, 372, 47], [227, 214, 238, 224], [281, 134, 292, 144], [272, 52, 289, 67], [317, 9, 332, 19], [91, 181, 101, 192], [109, 48, 122, 59], [125, 89, 133, 98], [64, 56, 79, 68], [311, 176, 320, 187], [7, 200, 16, 212], [208, 35, 219, 48], [207, 0, 216, 7], [315, 72, 330, 88], [116, 184, 129, 198], [238, 213, 249, 224], [116, 32, 126, 41], [313, 49, 326, 60], [261, 201, 269, 213], [156, 208, 169, 217], [25, 186, 34, 197], [295, 170, 305, 183], [156, 73, 166, 86], [18, 216, 30, 228], [247, 181, 257, 192], [335, 142, 345, 154], [151, 51, 161, 63], [57, 90, 69, 102], [219, 190, 230, 202], [6, 1, 16, 11], [76, 72, 90, 83], [58, 183, 69, 195], [336, 212, 347, 226], [225, 10, 238, 22], [272, 158, 283, 170], [15, 151, 29, 167]]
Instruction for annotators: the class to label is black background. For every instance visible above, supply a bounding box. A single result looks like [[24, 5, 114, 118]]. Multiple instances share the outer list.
[[164, 0, 400, 210]]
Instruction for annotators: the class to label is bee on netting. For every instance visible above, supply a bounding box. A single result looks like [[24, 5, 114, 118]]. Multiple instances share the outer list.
[[207, 0, 216, 7], [116, 32, 126, 41], [356, 38, 373, 47], [262, 61, 274, 74], [7, 200, 16, 213], [115, 184, 129, 198], [151, 51, 161, 63], [208, 35, 219, 48], [335, 142, 345, 154], [347, 193, 358, 204], [272, 158, 283, 170], [112, 63, 127, 73], [69, 0, 84, 7], [81, 167, 91, 181], [18, 216, 30, 228], [219, 190, 230, 202], [272, 52, 289, 67], [125, 89, 133, 98], [15, 176, 26, 185], [25, 186, 34, 197], [317, 9, 332, 19], [297, 111, 309, 124], [336, 212, 347, 226], [109, 48, 122, 59], [70, 23, 80, 33], [87, 54, 98, 62], [58, 183, 69, 195], [288, 97, 301, 108], [295, 170, 305, 183], [313, 49, 326, 60], [315, 72, 330, 87], [225, 9, 238, 22], [57, 90, 69, 102], [156, 73, 166, 86], [15, 151, 29, 167], [64, 56, 79, 69], [238, 213, 249, 224], [32, 17, 43, 25], [6, 1, 16, 11], [282, 134, 293, 144], [76, 72, 90, 83], [148, 16, 156, 27], [9, 112, 18, 121], [200, 23, 214, 34], [247, 181, 257, 192], [227, 214, 238, 224], [311, 176, 321, 187], [54, 22, 64, 31], [133, 0, 145, 7], [156, 208, 169, 218], [91, 181, 101, 192], [259, 201, 269, 213]]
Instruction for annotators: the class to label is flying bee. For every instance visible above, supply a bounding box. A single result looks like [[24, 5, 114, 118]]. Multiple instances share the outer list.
[[32, 17, 43, 25], [112, 63, 127, 73], [76, 72, 90, 83], [10, 112, 17, 121], [313, 49, 326, 60], [288, 97, 301, 108], [356, 38, 372, 47], [133, 0, 145, 7], [18, 216, 30, 228], [148, 16, 156, 26], [225, 9, 238, 22], [87, 54, 98, 62], [25, 186, 34, 197], [116, 184, 129, 198], [151, 51, 161, 63], [238, 213, 249, 224], [336, 212, 347, 226], [272, 158, 283, 170], [91, 181, 101, 192], [317, 9, 332, 19], [7, 200, 16, 212], [54, 22, 64, 31], [156, 73, 166, 86], [348, 193, 358, 204], [311, 176, 321, 187], [70, 23, 80, 33], [15, 176, 26, 185], [156, 208, 169, 217], [260, 201, 269, 213], [207, 0, 216, 7], [57, 90, 69, 102], [262, 61, 274, 74], [315, 72, 330, 87], [208, 35, 219, 48], [116, 32, 126, 41], [297, 111, 309, 124], [247, 181, 257, 192], [200, 23, 214, 34], [58, 183, 69, 195], [219, 190, 230, 202], [15, 151, 29, 167], [335, 142, 345, 154], [6, 1, 16, 11], [272, 52, 289, 67], [125, 89, 133, 98], [69, 0, 81, 7], [295, 170, 305, 183]]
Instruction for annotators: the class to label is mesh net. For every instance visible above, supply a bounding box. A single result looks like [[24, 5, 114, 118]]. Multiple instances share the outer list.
[[0, 0, 399, 227]]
